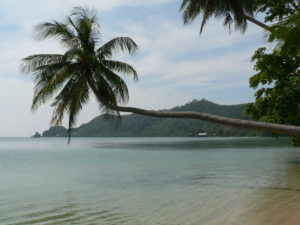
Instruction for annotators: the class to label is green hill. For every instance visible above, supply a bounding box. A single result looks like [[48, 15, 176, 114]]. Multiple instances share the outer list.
[[42, 99, 267, 137]]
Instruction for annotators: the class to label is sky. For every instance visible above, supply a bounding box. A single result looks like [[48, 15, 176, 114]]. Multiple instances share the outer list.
[[0, 0, 266, 137]]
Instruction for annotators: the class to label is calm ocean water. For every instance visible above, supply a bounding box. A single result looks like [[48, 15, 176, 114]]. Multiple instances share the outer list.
[[1, 137, 300, 225]]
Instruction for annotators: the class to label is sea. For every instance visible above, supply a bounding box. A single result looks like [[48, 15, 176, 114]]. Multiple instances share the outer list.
[[1, 137, 300, 225]]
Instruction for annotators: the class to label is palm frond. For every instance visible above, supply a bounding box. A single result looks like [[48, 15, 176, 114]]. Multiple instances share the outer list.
[[71, 6, 100, 49], [97, 37, 138, 58], [226, 0, 247, 30], [101, 60, 138, 81], [66, 76, 90, 143], [50, 75, 90, 142], [180, 0, 252, 33], [89, 74, 120, 116], [34, 21, 77, 47], [200, 4, 212, 33], [94, 64, 129, 104], [50, 78, 76, 126], [71, 6, 98, 24], [32, 62, 70, 89], [21, 54, 64, 73], [31, 63, 76, 111], [180, 0, 201, 25]]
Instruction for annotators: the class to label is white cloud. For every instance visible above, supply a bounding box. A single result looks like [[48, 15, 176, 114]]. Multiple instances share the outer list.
[[0, 37, 63, 76], [0, 77, 102, 136], [126, 84, 192, 110], [113, 17, 262, 90], [0, 0, 173, 28], [0, 78, 42, 136], [133, 49, 253, 83]]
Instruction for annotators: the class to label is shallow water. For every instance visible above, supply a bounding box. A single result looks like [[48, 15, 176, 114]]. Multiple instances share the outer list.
[[1, 137, 300, 225]]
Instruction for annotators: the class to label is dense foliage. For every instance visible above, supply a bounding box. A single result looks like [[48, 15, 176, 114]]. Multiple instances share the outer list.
[[245, 3, 300, 144], [43, 99, 266, 137], [253, 0, 297, 22], [245, 48, 300, 126]]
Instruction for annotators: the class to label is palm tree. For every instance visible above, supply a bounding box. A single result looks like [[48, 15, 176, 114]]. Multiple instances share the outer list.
[[180, 0, 271, 33], [22, 7, 138, 141], [23, 6, 300, 140]]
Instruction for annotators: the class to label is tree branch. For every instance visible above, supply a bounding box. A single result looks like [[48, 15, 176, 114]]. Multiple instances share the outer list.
[[245, 15, 271, 31]]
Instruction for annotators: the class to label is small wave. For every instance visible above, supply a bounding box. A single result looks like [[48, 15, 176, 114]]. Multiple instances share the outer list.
[[5, 206, 125, 225]]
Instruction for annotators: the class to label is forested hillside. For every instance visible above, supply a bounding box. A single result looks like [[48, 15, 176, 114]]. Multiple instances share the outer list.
[[43, 99, 268, 137]]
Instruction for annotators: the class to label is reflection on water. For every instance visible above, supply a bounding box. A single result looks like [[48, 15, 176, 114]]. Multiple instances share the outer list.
[[0, 137, 299, 225], [94, 137, 292, 150]]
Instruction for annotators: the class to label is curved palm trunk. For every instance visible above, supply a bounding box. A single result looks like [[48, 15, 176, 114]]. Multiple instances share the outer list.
[[245, 15, 271, 31], [111, 105, 300, 137], [87, 80, 300, 137]]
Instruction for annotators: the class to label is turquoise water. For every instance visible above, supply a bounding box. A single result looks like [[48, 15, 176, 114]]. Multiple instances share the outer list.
[[1, 137, 300, 225]]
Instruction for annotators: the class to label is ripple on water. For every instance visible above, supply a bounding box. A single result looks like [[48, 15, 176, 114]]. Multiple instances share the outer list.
[[4, 206, 127, 225]]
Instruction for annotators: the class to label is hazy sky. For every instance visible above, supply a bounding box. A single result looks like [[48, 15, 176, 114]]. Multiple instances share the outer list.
[[0, 0, 266, 136]]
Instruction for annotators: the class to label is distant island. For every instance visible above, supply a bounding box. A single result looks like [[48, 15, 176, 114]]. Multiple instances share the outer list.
[[42, 99, 271, 137], [31, 132, 42, 138]]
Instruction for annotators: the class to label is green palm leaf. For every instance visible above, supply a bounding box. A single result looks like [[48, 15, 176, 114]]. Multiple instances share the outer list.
[[97, 37, 138, 58], [102, 60, 138, 81]]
